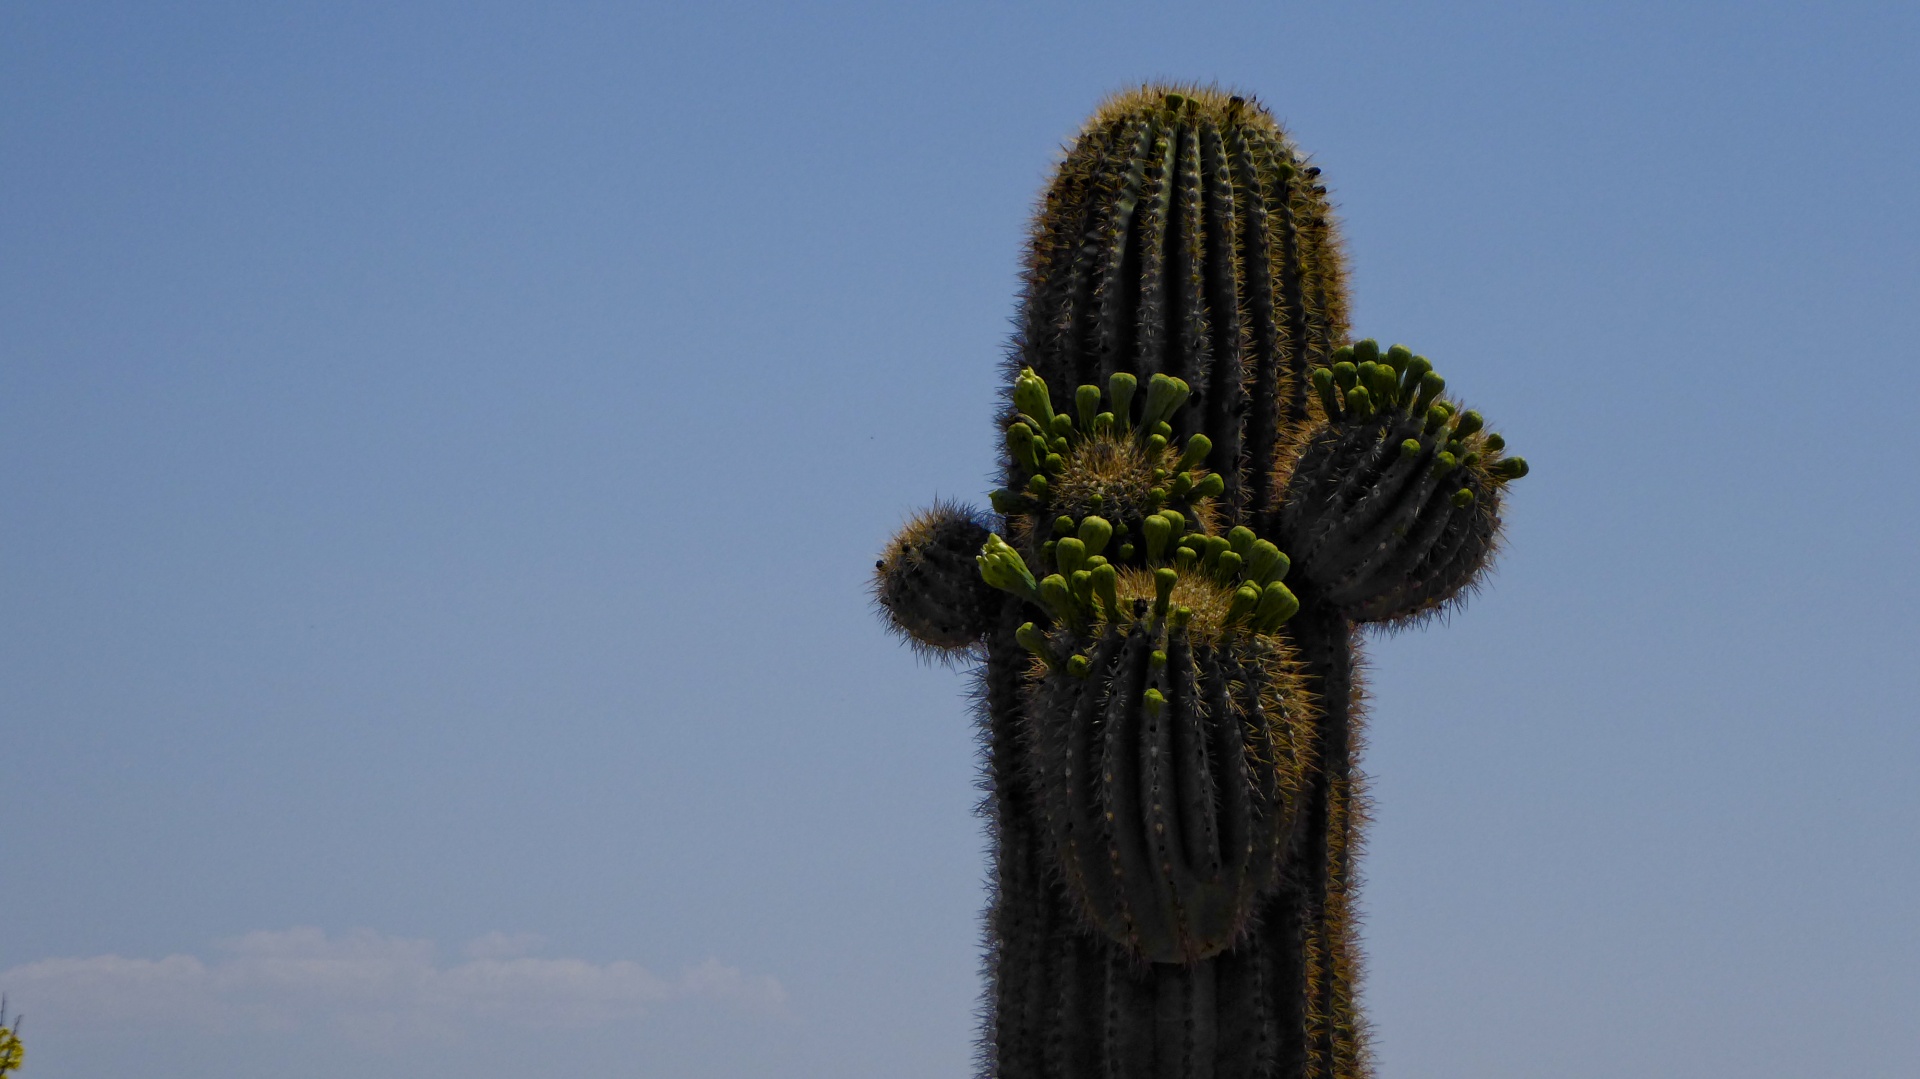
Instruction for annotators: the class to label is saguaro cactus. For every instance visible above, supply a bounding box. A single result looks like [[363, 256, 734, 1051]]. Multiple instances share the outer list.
[[875, 85, 1526, 1079]]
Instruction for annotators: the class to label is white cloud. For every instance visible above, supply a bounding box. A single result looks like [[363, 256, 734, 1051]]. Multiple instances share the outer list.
[[0, 928, 785, 1044]]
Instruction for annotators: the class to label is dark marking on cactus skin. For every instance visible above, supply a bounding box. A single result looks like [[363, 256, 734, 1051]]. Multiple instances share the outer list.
[[876, 85, 1526, 1078]]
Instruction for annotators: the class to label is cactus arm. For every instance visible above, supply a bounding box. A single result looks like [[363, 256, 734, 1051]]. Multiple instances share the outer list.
[[1277, 346, 1528, 626], [872, 501, 1003, 656]]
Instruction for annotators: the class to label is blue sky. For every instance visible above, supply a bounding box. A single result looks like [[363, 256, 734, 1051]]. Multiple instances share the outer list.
[[3, 2, 1917, 1076]]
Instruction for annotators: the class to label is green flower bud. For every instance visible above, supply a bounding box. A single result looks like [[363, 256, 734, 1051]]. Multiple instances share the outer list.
[[1412, 371, 1445, 415], [1203, 534, 1231, 569], [1215, 550, 1244, 582], [1150, 420, 1173, 440], [1158, 509, 1186, 538], [1423, 404, 1450, 435], [1142, 373, 1192, 427], [1040, 539, 1056, 565], [1146, 433, 1169, 457], [1150, 649, 1167, 669], [1077, 515, 1113, 556], [1400, 355, 1432, 396], [1066, 654, 1091, 678], [1143, 688, 1166, 717], [1049, 413, 1074, 441], [1175, 433, 1213, 471], [1108, 372, 1138, 428], [1432, 451, 1458, 477], [1368, 362, 1400, 408], [1401, 438, 1423, 458], [1246, 539, 1290, 584], [1170, 606, 1193, 629], [1012, 369, 1054, 429], [1192, 473, 1225, 500], [1069, 569, 1094, 608], [1170, 471, 1194, 498], [1330, 345, 1356, 366], [1143, 514, 1172, 562], [1146, 487, 1167, 509], [1091, 563, 1119, 621], [1451, 487, 1475, 507], [1043, 452, 1066, 474], [1226, 582, 1262, 624], [1054, 515, 1076, 537], [1311, 366, 1342, 418], [1484, 432, 1506, 452], [976, 534, 1040, 602], [1491, 456, 1529, 480], [1346, 384, 1373, 419], [1255, 581, 1300, 630], [1453, 410, 1484, 440], [1175, 547, 1198, 573], [1227, 525, 1257, 556], [1038, 573, 1076, 624], [1386, 343, 1414, 372], [1006, 423, 1041, 472], [1117, 542, 1134, 561], [988, 489, 1029, 515], [1154, 566, 1178, 617], [1054, 536, 1087, 577], [1332, 361, 1358, 392], [1094, 411, 1115, 437], [1075, 385, 1102, 432], [1352, 339, 1381, 365], [1016, 621, 1054, 664]]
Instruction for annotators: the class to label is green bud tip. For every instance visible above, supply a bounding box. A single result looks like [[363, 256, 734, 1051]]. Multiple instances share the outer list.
[[1451, 487, 1475, 507], [1402, 355, 1433, 388], [1077, 515, 1112, 556], [1151, 421, 1172, 439], [1091, 563, 1119, 618], [1154, 566, 1178, 610], [1142, 514, 1172, 561], [1158, 509, 1186, 537], [1352, 339, 1381, 364], [1117, 543, 1134, 560], [1332, 361, 1358, 390], [1149, 649, 1167, 668], [1142, 373, 1192, 427], [1386, 344, 1414, 370], [1170, 471, 1193, 498], [988, 489, 1027, 515], [1075, 385, 1102, 430], [1054, 536, 1087, 576], [1175, 433, 1213, 471], [1094, 411, 1114, 436], [1066, 654, 1091, 678], [1423, 405, 1450, 435], [1216, 550, 1245, 581], [1346, 385, 1373, 417], [1170, 606, 1193, 629], [1013, 369, 1054, 427], [1226, 582, 1262, 624], [1432, 451, 1459, 477], [1484, 432, 1506, 452], [1146, 433, 1168, 457], [1039, 574, 1074, 619], [1108, 372, 1137, 425], [1193, 473, 1225, 500], [1049, 413, 1074, 440], [1143, 688, 1166, 716], [1247, 539, 1289, 584], [1454, 410, 1485, 439], [1401, 438, 1423, 459], [1310, 367, 1335, 391], [1227, 525, 1257, 556], [1054, 515, 1076, 536], [1330, 345, 1356, 365], [1175, 547, 1198, 572], [1492, 456, 1529, 480], [1043, 452, 1065, 475], [1255, 581, 1300, 629], [1413, 370, 1445, 413], [1016, 621, 1051, 660]]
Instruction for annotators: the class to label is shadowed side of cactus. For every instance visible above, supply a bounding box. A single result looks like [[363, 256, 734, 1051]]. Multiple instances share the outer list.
[[874, 84, 1527, 1079]]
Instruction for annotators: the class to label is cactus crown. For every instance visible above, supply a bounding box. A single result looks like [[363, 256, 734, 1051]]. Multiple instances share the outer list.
[[1012, 84, 1349, 523]]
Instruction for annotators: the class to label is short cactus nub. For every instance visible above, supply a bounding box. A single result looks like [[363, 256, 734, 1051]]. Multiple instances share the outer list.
[[875, 84, 1525, 1079]]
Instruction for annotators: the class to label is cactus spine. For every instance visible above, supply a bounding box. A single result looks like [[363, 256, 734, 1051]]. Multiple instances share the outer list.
[[875, 85, 1526, 1078]]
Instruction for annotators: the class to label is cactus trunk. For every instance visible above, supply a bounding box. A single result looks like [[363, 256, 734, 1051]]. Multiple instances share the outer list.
[[875, 84, 1526, 1078]]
